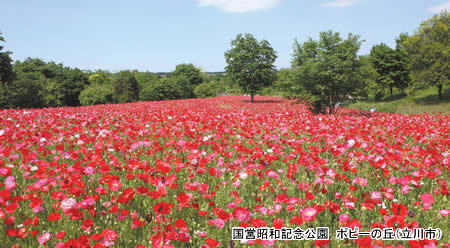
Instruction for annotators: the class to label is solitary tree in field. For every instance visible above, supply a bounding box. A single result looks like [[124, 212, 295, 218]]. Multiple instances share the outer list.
[[291, 31, 363, 114], [224, 33, 277, 102], [404, 12, 449, 99]]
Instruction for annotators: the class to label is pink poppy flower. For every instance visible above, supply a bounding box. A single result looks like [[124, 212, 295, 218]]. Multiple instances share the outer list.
[[38, 232, 52, 245], [301, 207, 317, 222], [108, 179, 122, 192], [208, 218, 225, 229], [352, 177, 367, 187], [4, 176, 17, 190], [420, 193, 434, 204], [344, 202, 355, 209], [371, 192, 382, 200], [339, 214, 350, 224], [233, 208, 250, 222], [266, 170, 280, 179], [61, 198, 77, 211], [440, 209, 450, 217]]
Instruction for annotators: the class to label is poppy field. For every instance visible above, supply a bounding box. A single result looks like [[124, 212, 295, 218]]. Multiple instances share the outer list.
[[0, 96, 448, 248]]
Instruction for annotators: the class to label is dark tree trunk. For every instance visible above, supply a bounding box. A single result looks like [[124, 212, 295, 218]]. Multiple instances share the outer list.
[[251, 94, 254, 102], [390, 87, 393, 98], [438, 84, 442, 100]]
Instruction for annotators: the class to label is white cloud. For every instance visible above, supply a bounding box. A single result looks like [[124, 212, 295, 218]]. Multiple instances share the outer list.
[[197, 0, 280, 13], [428, 1, 450, 13], [321, 0, 359, 8]]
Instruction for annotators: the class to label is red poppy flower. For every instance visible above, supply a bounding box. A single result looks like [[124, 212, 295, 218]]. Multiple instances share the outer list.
[[153, 202, 173, 215], [48, 212, 62, 222], [386, 216, 406, 229], [273, 218, 284, 229], [315, 239, 330, 247], [205, 238, 220, 247], [391, 203, 407, 217], [108, 179, 122, 192]]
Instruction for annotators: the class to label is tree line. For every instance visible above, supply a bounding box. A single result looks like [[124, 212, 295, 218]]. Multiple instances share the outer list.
[[0, 55, 237, 108], [229, 12, 448, 113], [0, 12, 448, 112]]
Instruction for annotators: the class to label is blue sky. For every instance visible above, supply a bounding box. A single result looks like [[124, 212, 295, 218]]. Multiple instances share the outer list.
[[1, 0, 449, 72]]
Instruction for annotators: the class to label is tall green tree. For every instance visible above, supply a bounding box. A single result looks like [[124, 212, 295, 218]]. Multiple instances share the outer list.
[[40, 78, 64, 107], [172, 64, 203, 86], [133, 70, 159, 89], [112, 70, 140, 103], [172, 75, 195, 99], [79, 84, 114, 106], [291, 31, 363, 114], [58, 67, 88, 106], [4, 70, 45, 108], [404, 11, 449, 99], [88, 70, 112, 85], [0, 32, 14, 84], [0, 32, 15, 107], [392, 33, 410, 94], [356, 55, 380, 100], [13, 59, 88, 106], [194, 81, 217, 98], [79, 70, 114, 106], [140, 76, 184, 101], [224, 33, 277, 102], [370, 43, 398, 98], [273, 68, 296, 98]]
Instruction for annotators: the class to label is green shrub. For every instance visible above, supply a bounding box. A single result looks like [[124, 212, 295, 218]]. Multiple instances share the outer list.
[[79, 84, 114, 106], [112, 71, 140, 103], [140, 76, 193, 101], [194, 81, 216, 98]]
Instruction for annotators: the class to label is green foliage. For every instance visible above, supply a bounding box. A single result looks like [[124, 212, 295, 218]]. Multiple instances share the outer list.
[[88, 71, 112, 85], [172, 63, 203, 86], [140, 76, 193, 101], [40, 79, 64, 107], [370, 41, 410, 98], [404, 11, 449, 99], [219, 75, 241, 95], [112, 70, 140, 103], [347, 86, 450, 114], [291, 31, 363, 114], [174, 75, 195, 99], [79, 84, 114, 106], [225, 33, 277, 102], [259, 86, 275, 96], [214, 78, 227, 95], [274, 68, 296, 97], [58, 68, 89, 106], [0, 32, 14, 84], [139, 77, 177, 101], [9, 58, 88, 107], [357, 55, 381, 100], [194, 81, 217, 98], [370, 43, 397, 98], [394, 33, 411, 93], [1, 70, 45, 108], [133, 70, 160, 88]]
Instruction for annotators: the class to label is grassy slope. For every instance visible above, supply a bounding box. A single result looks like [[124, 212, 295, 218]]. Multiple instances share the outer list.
[[347, 87, 450, 115]]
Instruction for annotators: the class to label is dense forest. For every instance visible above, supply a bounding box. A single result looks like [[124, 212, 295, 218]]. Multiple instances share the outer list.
[[0, 12, 448, 110]]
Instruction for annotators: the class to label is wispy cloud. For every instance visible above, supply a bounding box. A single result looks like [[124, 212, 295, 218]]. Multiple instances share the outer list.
[[428, 1, 450, 13], [197, 0, 280, 13], [321, 0, 360, 8]]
